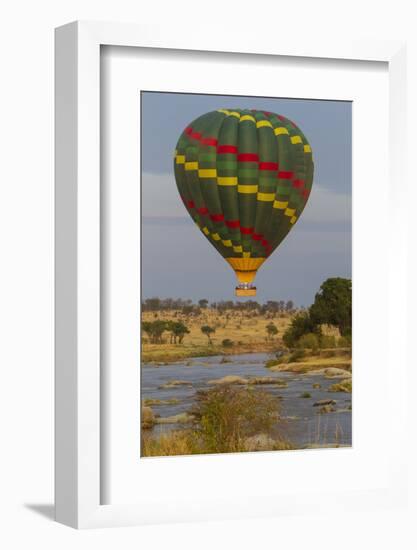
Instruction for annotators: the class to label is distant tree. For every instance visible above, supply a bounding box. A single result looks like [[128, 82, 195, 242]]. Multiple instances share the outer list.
[[141, 320, 167, 344], [198, 299, 209, 309], [309, 278, 352, 336], [201, 325, 216, 345], [266, 322, 278, 340], [171, 321, 190, 344], [150, 320, 167, 343], [141, 321, 153, 342], [285, 300, 294, 312]]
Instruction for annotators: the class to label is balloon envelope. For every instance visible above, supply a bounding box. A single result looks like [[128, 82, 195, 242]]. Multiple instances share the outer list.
[[174, 109, 314, 296]]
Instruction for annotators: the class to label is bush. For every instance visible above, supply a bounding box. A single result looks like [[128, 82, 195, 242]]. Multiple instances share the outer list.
[[222, 338, 234, 348], [337, 335, 352, 348], [289, 349, 305, 362], [300, 392, 311, 398], [282, 312, 321, 348], [320, 335, 336, 348], [297, 333, 320, 352], [191, 386, 280, 453]]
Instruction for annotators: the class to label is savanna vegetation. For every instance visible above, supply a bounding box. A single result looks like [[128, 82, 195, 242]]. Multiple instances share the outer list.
[[142, 385, 291, 457]]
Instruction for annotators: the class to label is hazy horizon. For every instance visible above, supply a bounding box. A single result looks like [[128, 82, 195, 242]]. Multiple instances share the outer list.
[[141, 91, 352, 307]]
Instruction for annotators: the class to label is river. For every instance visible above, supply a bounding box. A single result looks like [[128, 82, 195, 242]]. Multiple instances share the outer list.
[[142, 352, 352, 449]]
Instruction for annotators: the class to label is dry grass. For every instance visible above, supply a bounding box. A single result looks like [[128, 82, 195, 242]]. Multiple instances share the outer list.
[[141, 430, 199, 457], [141, 308, 294, 362]]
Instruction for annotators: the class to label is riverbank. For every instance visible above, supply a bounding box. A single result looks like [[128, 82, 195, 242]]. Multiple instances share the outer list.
[[141, 351, 352, 456]]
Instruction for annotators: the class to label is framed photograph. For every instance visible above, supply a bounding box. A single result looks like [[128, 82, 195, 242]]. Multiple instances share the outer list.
[[55, 21, 407, 528]]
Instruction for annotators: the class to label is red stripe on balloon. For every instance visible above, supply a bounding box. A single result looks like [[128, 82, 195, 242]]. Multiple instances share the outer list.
[[198, 207, 209, 215], [302, 189, 310, 199], [252, 233, 263, 241], [240, 226, 254, 235], [261, 239, 269, 247], [278, 171, 294, 179], [190, 131, 202, 140], [237, 153, 259, 162], [201, 137, 218, 146], [259, 162, 279, 171], [226, 219, 240, 229], [210, 213, 225, 222], [217, 144, 238, 154], [292, 179, 305, 189], [187, 200, 195, 209]]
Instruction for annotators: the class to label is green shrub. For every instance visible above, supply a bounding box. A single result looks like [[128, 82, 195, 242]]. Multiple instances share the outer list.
[[320, 334, 336, 348], [282, 312, 321, 348], [297, 333, 320, 352], [289, 349, 305, 362], [222, 338, 234, 348], [191, 386, 280, 453], [337, 335, 352, 348], [300, 392, 312, 398]]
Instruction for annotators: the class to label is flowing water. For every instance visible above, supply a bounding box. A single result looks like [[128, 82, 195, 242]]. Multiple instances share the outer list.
[[141, 352, 352, 448]]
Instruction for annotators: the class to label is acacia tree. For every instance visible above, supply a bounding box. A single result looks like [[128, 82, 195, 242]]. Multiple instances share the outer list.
[[266, 322, 278, 340], [309, 278, 352, 336], [201, 325, 215, 345]]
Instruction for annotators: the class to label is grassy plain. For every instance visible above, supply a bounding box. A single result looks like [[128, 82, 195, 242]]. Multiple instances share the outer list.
[[141, 308, 341, 363]]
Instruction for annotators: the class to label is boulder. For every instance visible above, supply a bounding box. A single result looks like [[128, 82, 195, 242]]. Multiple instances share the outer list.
[[244, 434, 276, 451], [247, 377, 288, 387], [313, 399, 336, 407], [158, 380, 193, 389], [318, 404, 335, 414]]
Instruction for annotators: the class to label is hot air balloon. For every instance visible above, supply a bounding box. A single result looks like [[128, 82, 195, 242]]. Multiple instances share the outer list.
[[173, 109, 314, 296]]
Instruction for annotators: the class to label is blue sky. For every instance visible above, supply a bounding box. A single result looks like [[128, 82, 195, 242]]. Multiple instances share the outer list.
[[141, 91, 352, 307]]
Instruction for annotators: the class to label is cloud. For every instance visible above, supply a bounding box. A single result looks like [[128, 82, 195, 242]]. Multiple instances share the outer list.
[[142, 172, 185, 218], [302, 184, 351, 224]]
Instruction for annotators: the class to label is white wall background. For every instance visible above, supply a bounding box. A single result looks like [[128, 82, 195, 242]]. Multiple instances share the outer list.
[[0, 1, 416, 548]]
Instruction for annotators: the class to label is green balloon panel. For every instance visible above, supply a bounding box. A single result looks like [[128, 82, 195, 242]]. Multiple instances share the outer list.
[[174, 109, 314, 259]]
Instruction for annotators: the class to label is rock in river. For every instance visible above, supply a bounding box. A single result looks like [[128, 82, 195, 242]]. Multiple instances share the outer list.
[[247, 377, 288, 387], [313, 399, 336, 407], [158, 380, 193, 389]]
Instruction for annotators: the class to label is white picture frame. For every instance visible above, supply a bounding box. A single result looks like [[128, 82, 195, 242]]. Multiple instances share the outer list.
[[55, 21, 407, 529]]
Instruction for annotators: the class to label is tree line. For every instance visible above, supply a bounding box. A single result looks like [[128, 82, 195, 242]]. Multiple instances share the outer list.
[[142, 297, 295, 314]]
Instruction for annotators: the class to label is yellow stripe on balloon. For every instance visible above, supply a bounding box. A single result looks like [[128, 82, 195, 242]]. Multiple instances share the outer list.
[[290, 216, 297, 224], [202, 227, 210, 236], [240, 115, 256, 123], [211, 233, 221, 241], [217, 109, 230, 115], [256, 120, 273, 129], [222, 239, 232, 247], [304, 144, 312, 153], [218, 177, 238, 186], [233, 245, 243, 253], [185, 161, 198, 171], [257, 192, 275, 202], [176, 155, 186, 164], [238, 184, 258, 194], [274, 127, 289, 136], [291, 135, 302, 145], [228, 111, 241, 118], [284, 208, 296, 217], [198, 169, 217, 178], [273, 200, 289, 210], [243, 252, 251, 258]]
